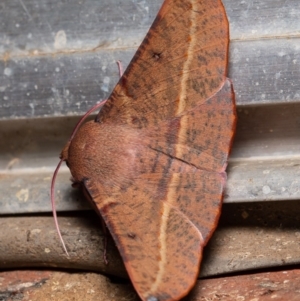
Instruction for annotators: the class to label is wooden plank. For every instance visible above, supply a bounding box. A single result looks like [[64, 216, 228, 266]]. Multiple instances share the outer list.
[[1, 269, 300, 301], [230, 39, 300, 105], [1, 200, 300, 277], [226, 0, 300, 39], [0, 270, 139, 301], [1, 38, 300, 119], [0, 102, 299, 213], [0, 0, 300, 119], [0, 0, 162, 56], [1, 0, 299, 57], [190, 270, 300, 301]]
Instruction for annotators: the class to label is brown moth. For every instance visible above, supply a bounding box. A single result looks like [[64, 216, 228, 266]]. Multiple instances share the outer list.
[[53, 0, 236, 300]]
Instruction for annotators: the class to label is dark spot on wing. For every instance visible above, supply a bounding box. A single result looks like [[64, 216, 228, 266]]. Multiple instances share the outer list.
[[127, 232, 136, 239]]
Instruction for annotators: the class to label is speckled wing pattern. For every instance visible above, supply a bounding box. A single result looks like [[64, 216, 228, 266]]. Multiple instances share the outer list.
[[78, 0, 235, 300]]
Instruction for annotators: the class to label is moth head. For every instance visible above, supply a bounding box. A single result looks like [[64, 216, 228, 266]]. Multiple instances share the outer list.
[[57, 100, 107, 184], [60, 120, 102, 184]]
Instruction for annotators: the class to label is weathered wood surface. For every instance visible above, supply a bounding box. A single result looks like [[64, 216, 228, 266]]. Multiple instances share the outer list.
[[2, 269, 300, 301], [0, 0, 300, 119], [1, 103, 299, 213], [1, 201, 300, 277], [0, 0, 300, 284]]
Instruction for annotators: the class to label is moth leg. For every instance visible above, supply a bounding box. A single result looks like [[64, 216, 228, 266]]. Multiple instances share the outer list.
[[116, 60, 124, 77], [101, 217, 109, 264]]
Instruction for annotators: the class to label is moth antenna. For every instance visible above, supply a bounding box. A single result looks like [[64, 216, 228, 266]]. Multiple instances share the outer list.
[[69, 100, 107, 142], [51, 158, 69, 256], [69, 60, 122, 141], [51, 99, 107, 256]]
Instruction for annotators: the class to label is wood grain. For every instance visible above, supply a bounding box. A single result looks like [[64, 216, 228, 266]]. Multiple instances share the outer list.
[[0, 0, 299, 119]]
